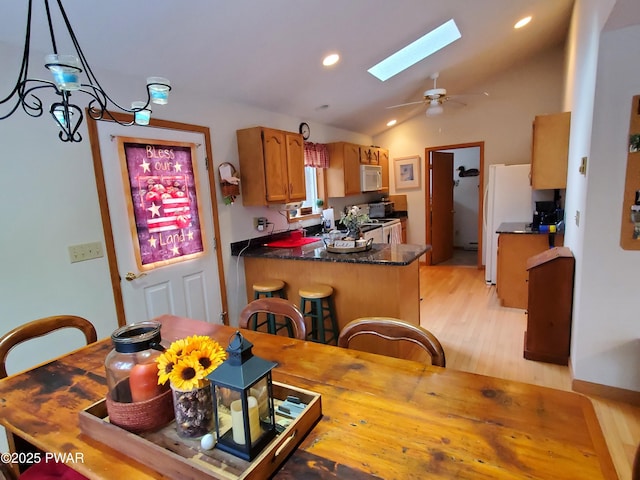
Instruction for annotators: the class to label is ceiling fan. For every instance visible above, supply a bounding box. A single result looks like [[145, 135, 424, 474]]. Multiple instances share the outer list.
[[386, 73, 472, 117]]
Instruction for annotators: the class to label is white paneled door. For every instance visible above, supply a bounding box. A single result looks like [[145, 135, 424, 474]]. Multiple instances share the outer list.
[[94, 122, 224, 325]]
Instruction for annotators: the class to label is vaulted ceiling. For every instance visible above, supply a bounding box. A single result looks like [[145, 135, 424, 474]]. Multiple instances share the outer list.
[[2, 0, 634, 137]]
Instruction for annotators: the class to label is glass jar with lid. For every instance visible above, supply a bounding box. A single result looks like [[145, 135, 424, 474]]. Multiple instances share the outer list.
[[105, 321, 166, 403]]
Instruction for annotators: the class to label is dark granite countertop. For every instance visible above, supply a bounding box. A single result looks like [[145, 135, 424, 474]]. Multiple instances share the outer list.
[[497, 222, 564, 234], [235, 240, 430, 266]]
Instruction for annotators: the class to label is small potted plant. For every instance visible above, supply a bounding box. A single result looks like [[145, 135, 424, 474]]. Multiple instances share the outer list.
[[339, 206, 369, 240]]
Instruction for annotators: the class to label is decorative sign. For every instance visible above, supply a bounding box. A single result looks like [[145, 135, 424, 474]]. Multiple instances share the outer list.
[[333, 240, 356, 248], [117, 137, 207, 269]]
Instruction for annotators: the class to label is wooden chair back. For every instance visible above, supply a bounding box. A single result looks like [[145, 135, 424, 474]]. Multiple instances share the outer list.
[[338, 317, 446, 367], [239, 298, 306, 340], [633, 442, 640, 480], [0, 315, 97, 378]]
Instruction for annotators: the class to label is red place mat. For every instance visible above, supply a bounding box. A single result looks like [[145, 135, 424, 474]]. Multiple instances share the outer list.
[[265, 237, 321, 248]]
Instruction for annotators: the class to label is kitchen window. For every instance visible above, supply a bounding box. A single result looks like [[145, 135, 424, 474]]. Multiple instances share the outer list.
[[288, 167, 324, 221]]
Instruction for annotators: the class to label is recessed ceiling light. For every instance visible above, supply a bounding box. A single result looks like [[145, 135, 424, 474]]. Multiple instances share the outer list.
[[368, 19, 461, 81], [323, 53, 340, 66], [514, 16, 532, 29], [386, 119, 397, 127]]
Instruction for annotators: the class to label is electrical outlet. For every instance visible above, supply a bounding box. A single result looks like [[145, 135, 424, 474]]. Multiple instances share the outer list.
[[68, 241, 104, 263], [254, 217, 268, 231]]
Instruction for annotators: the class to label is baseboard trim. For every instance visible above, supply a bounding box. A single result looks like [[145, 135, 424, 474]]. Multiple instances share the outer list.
[[572, 378, 640, 406]]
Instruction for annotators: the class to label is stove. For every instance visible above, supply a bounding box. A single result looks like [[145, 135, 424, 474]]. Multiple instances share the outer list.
[[361, 218, 400, 226]]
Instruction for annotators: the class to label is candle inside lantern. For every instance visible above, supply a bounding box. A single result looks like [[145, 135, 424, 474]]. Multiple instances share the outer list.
[[230, 396, 261, 444]]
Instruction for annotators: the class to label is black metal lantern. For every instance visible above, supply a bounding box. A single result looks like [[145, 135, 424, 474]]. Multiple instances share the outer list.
[[207, 331, 277, 460]]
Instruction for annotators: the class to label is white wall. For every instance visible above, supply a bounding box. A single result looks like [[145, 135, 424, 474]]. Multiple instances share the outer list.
[[374, 47, 565, 249], [564, 0, 640, 390]]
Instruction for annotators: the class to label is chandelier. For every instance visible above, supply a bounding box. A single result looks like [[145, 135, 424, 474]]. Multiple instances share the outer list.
[[0, 0, 171, 143]]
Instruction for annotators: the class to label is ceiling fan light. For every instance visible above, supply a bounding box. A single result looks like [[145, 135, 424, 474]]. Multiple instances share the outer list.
[[426, 104, 443, 117]]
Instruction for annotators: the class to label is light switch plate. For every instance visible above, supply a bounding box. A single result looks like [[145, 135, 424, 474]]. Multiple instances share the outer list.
[[68, 241, 104, 263]]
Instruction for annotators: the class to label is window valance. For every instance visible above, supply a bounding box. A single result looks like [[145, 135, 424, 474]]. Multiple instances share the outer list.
[[303, 142, 329, 168]]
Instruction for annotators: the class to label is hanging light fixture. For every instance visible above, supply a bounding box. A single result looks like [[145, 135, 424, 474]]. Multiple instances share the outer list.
[[0, 0, 171, 143]]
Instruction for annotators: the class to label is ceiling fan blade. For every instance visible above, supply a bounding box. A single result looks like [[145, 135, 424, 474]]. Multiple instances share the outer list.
[[444, 97, 467, 107], [386, 100, 425, 109]]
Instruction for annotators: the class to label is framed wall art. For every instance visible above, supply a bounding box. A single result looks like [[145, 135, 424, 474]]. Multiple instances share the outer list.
[[117, 137, 207, 269], [394, 155, 421, 190]]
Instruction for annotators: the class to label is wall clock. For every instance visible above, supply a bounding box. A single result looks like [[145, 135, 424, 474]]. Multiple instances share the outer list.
[[299, 122, 310, 140]]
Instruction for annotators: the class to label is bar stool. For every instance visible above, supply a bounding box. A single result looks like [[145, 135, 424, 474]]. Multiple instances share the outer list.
[[299, 284, 339, 345], [251, 279, 293, 336]]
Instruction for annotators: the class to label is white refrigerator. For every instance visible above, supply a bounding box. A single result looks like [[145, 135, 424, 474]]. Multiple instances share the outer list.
[[484, 164, 533, 284]]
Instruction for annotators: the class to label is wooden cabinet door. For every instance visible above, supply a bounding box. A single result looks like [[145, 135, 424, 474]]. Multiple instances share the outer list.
[[359, 146, 379, 164], [286, 133, 306, 201], [262, 128, 288, 202], [344, 143, 362, 195], [531, 112, 570, 189], [379, 148, 389, 189]]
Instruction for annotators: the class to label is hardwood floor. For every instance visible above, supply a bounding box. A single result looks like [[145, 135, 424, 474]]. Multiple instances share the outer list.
[[419, 264, 640, 480]]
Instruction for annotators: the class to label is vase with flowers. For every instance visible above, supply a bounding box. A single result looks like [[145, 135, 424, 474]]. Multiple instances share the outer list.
[[339, 205, 370, 240], [156, 335, 227, 438]]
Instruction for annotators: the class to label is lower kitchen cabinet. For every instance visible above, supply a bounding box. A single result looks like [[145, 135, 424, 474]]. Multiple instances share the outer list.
[[496, 233, 564, 309]]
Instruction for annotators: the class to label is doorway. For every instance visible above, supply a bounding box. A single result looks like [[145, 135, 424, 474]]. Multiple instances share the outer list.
[[87, 113, 229, 327], [425, 142, 484, 268]]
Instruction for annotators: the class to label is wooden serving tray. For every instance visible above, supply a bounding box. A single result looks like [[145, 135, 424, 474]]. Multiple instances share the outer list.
[[78, 382, 322, 480]]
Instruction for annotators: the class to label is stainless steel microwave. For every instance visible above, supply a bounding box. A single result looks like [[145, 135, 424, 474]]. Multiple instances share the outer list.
[[360, 164, 382, 192]]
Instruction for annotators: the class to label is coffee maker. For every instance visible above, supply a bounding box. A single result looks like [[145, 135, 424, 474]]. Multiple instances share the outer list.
[[532, 191, 564, 231]]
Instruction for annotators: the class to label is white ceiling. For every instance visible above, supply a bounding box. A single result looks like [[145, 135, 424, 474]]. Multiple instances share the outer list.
[[3, 0, 635, 137]]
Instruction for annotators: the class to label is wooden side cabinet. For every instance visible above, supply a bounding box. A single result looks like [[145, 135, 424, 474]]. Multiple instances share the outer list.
[[524, 247, 574, 365]]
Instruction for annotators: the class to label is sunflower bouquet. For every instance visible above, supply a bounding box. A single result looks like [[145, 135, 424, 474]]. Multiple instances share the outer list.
[[157, 335, 227, 438], [156, 335, 227, 390]]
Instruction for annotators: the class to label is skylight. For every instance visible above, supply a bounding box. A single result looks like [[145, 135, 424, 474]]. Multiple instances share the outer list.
[[367, 19, 461, 81]]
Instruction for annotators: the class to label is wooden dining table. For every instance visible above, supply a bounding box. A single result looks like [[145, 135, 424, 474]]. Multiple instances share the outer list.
[[0, 315, 617, 479]]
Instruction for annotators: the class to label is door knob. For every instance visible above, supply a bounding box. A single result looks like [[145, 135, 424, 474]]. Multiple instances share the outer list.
[[125, 271, 147, 281]]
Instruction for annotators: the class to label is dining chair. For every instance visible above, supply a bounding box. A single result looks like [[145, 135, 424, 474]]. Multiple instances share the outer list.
[[0, 315, 97, 480], [337, 317, 446, 367], [633, 442, 640, 480], [239, 298, 306, 340]]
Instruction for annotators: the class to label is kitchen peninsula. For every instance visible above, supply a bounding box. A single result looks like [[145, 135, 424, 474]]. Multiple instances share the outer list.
[[232, 237, 430, 330]]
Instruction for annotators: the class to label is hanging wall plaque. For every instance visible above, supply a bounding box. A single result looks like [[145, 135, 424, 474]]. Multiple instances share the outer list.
[[117, 137, 207, 269], [620, 95, 640, 250]]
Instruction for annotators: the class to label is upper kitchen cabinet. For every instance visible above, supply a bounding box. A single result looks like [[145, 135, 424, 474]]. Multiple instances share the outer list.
[[531, 112, 571, 190], [236, 126, 306, 206], [378, 148, 389, 190], [326, 142, 361, 197]]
